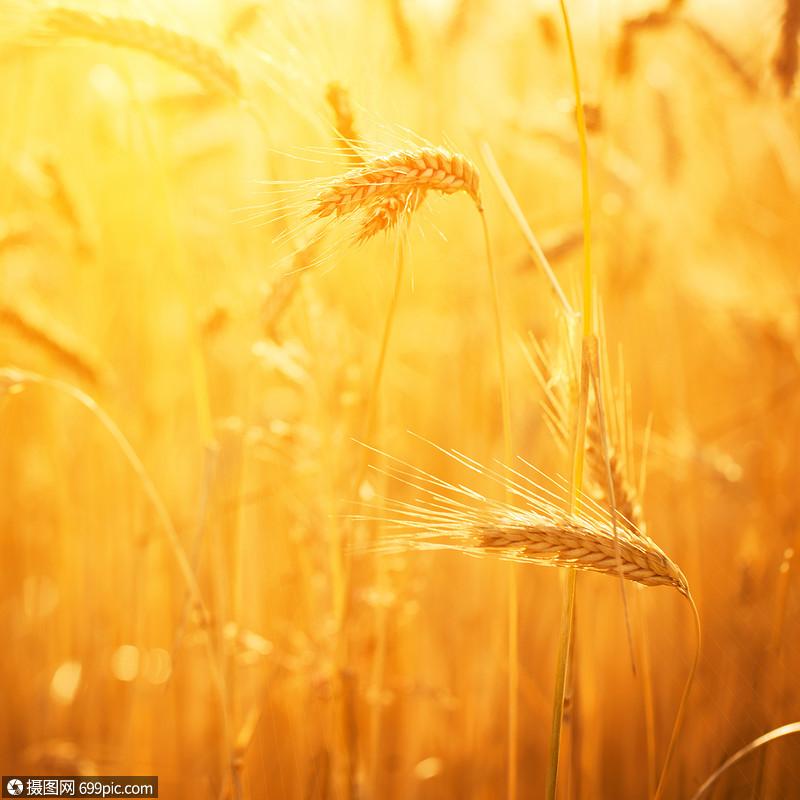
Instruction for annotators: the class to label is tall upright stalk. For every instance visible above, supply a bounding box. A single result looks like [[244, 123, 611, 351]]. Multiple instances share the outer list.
[[480, 207, 515, 800], [545, 1, 593, 797]]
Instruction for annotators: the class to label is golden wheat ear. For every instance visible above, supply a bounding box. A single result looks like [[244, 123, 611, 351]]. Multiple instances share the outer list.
[[355, 441, 689, 597], [311, 145, 481, 222]]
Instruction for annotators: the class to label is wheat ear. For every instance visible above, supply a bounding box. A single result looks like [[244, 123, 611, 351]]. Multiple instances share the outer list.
[[354, 188, 427, 244], [0, 301, 108, 387], [383, 503, 690, 596], [361, 446, 689, 598], [586, 411, 645, 534], [311, 146, 482, 221], [477, 514, 688, 594], [774, 0, 800, 95], [325, 81, 364, 165], [45, 7, 241, 97]]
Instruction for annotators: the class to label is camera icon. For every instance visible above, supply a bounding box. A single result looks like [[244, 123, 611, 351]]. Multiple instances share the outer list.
[[6, 779, 24, 796]]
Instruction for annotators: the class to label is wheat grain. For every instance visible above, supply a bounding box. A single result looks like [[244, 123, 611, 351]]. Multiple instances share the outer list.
[[45, 7, 241, 98], [311, 146, 482, 222], [354, 188, 427, 244]]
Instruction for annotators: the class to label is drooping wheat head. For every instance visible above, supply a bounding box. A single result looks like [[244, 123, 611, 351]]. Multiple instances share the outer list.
[[311, 145, 482, 222], [477, 512, 686, 594], [360, 445, 689, 598]]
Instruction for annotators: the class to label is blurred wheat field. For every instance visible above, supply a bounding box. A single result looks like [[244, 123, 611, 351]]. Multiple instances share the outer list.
[[1, 0, 799, 798]]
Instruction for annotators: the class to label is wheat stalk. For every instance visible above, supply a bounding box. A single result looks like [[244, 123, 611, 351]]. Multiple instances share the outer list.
[[311, 146, 482, 223], [45, 7, 241, 98]]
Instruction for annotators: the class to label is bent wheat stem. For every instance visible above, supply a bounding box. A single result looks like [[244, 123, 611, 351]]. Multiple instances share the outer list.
[[0, 369, 209, 622], [654, 595, 702, 800], [689, 721, 800, 800]]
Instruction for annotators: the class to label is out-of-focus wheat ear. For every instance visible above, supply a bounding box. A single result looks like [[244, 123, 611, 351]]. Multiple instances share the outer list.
[[36, 148, 99, 255], [615, 7, 757, 92], [773, 0, 800, 96], [259, 238, 319, 335], [677, 19, 757, 94], [325, 81, 364, 164], [585, 406, 645, 535], [444, 0, 483, 48], [0, 213, 33, 252], [386, 0, 415, 67], [521, 331, 575, 455], [12, 148, 97, 254], [615, 11, 670, 78], [225, 3, 264, 43], [0, 301, 110, 388], [44, 7, 242, 98]]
